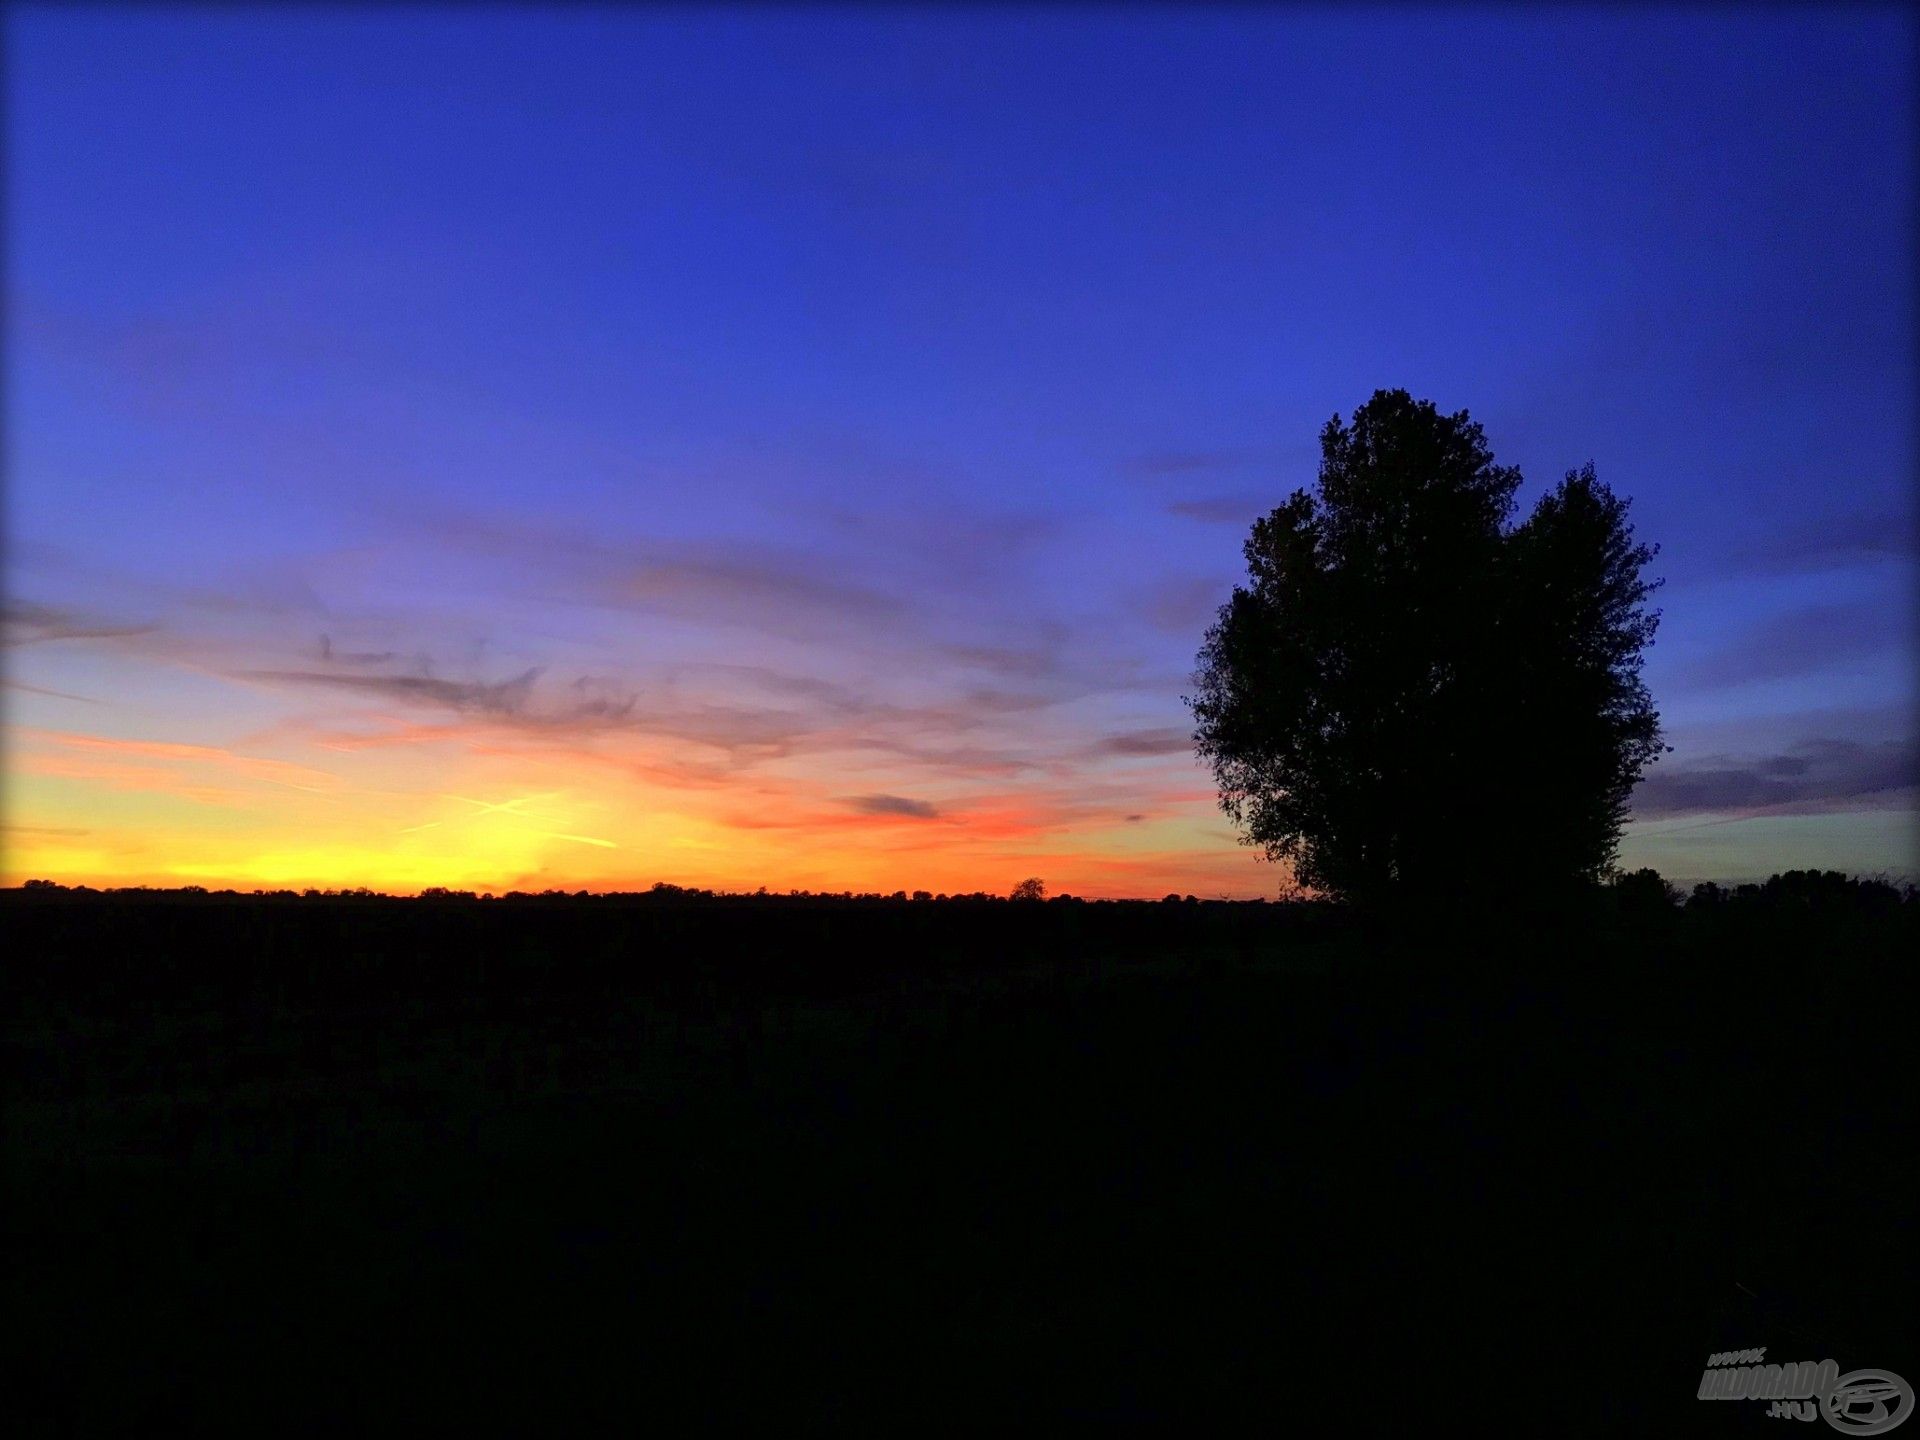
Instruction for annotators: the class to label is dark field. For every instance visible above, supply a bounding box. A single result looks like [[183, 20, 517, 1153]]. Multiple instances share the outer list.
[[4, 890, 1913, 1432]]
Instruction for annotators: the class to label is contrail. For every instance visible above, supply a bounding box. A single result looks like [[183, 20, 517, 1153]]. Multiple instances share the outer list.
[[444, 792, 563, 818]]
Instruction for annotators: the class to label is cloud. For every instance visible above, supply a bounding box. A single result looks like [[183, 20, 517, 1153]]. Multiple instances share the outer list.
[[318, 635, 398, 666], [10, 498, 1234, 861], [1633, 736, 1917, 820], [19, 728, 339, 784], [1739, 508, 1917, 575], [844, 794, 941, 819], [939, 642, 1065, 681], [240, 667, 542, 717], [1127, 441, 1316, 487], [5, 679, 104, 704], [1088, 726, 1193, 758], [245, 662, 845, 762], [841, 735, 1044, 779], [412, 509, 929, 647], [3, 600, 156, 647], [1138, 577, 1227, 636], [619, 552, 901, 638], [1129, 451, 1248, 477], [550, 675, 646, 723], [1166, 495, 1269, 524], [381, 501, 1156, 714], [1684, 602, 1905, 689], [246, 645, 1074, 773], [817, 506, 1065, 588], [12, 727, 343, 808], [672, 664, 867, 711]]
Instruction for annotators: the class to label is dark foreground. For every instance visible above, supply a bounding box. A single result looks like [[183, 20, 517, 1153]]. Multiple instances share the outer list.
[[4, 888, 1913, 1432]]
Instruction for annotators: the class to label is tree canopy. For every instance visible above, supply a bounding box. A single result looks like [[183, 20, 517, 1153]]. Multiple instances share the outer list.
[[1188, 389, 1666, 908]]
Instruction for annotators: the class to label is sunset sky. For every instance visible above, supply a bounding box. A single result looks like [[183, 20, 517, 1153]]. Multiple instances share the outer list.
[[5, 7, 1915, 896]]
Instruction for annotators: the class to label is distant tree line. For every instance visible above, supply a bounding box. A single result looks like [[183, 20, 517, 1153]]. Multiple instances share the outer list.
[[10, 877, 1215, 907], [10, 870, 1914, 914], [1609, 867, 1913, 913]]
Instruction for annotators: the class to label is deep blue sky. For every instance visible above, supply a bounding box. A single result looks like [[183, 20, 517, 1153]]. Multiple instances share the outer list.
[[6, 6, 1916, 892]]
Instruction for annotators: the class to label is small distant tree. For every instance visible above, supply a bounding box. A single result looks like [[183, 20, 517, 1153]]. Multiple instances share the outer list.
[[1687, 881, 1727, 910], [1010, 877, 1047, 902], [1189, 389, 1666, 909]]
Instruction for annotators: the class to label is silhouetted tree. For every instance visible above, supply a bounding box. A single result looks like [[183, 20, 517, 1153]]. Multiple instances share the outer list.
[[1687, 881, 1727, 910], [1188, 389, 1665, 908], [1010, 877, 1047, 901], [1608, 867, 1681, 912]]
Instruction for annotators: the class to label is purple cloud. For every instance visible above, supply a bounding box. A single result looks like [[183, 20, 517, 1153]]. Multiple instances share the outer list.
[[1633, 736, 1916, 819], [1166, 495, 1269, 524], [845, 794, 941, 819]]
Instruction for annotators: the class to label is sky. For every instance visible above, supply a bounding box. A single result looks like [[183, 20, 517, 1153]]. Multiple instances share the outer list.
[[4, 5, 1916, 896]]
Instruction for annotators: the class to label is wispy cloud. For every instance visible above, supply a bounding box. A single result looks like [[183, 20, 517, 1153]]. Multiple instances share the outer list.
[[1087, 726, 1193, 758], [1633, 736, 1916, 820], [1129, 451, 1249, 477], [1137, 577, 1226, 636], [3, 599, 156, 647], [1737, 508, 1917, 575], [13, 727, 344, 808], [5, 679, 104, 704], [245, 660, 552, 730], [239, 667, 543, 717], [1683, 601, 1905, 689], [1166, 495, 1270, 524], [618, 552, 901, 639], [318, 635, 399, 667]]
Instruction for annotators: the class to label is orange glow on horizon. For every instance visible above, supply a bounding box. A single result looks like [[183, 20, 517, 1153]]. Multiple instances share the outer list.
[[3, 720, 1279, 900]]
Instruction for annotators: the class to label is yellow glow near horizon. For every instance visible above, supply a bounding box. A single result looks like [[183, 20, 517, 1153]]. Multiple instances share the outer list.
[[3, 722, 1272, 898]]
